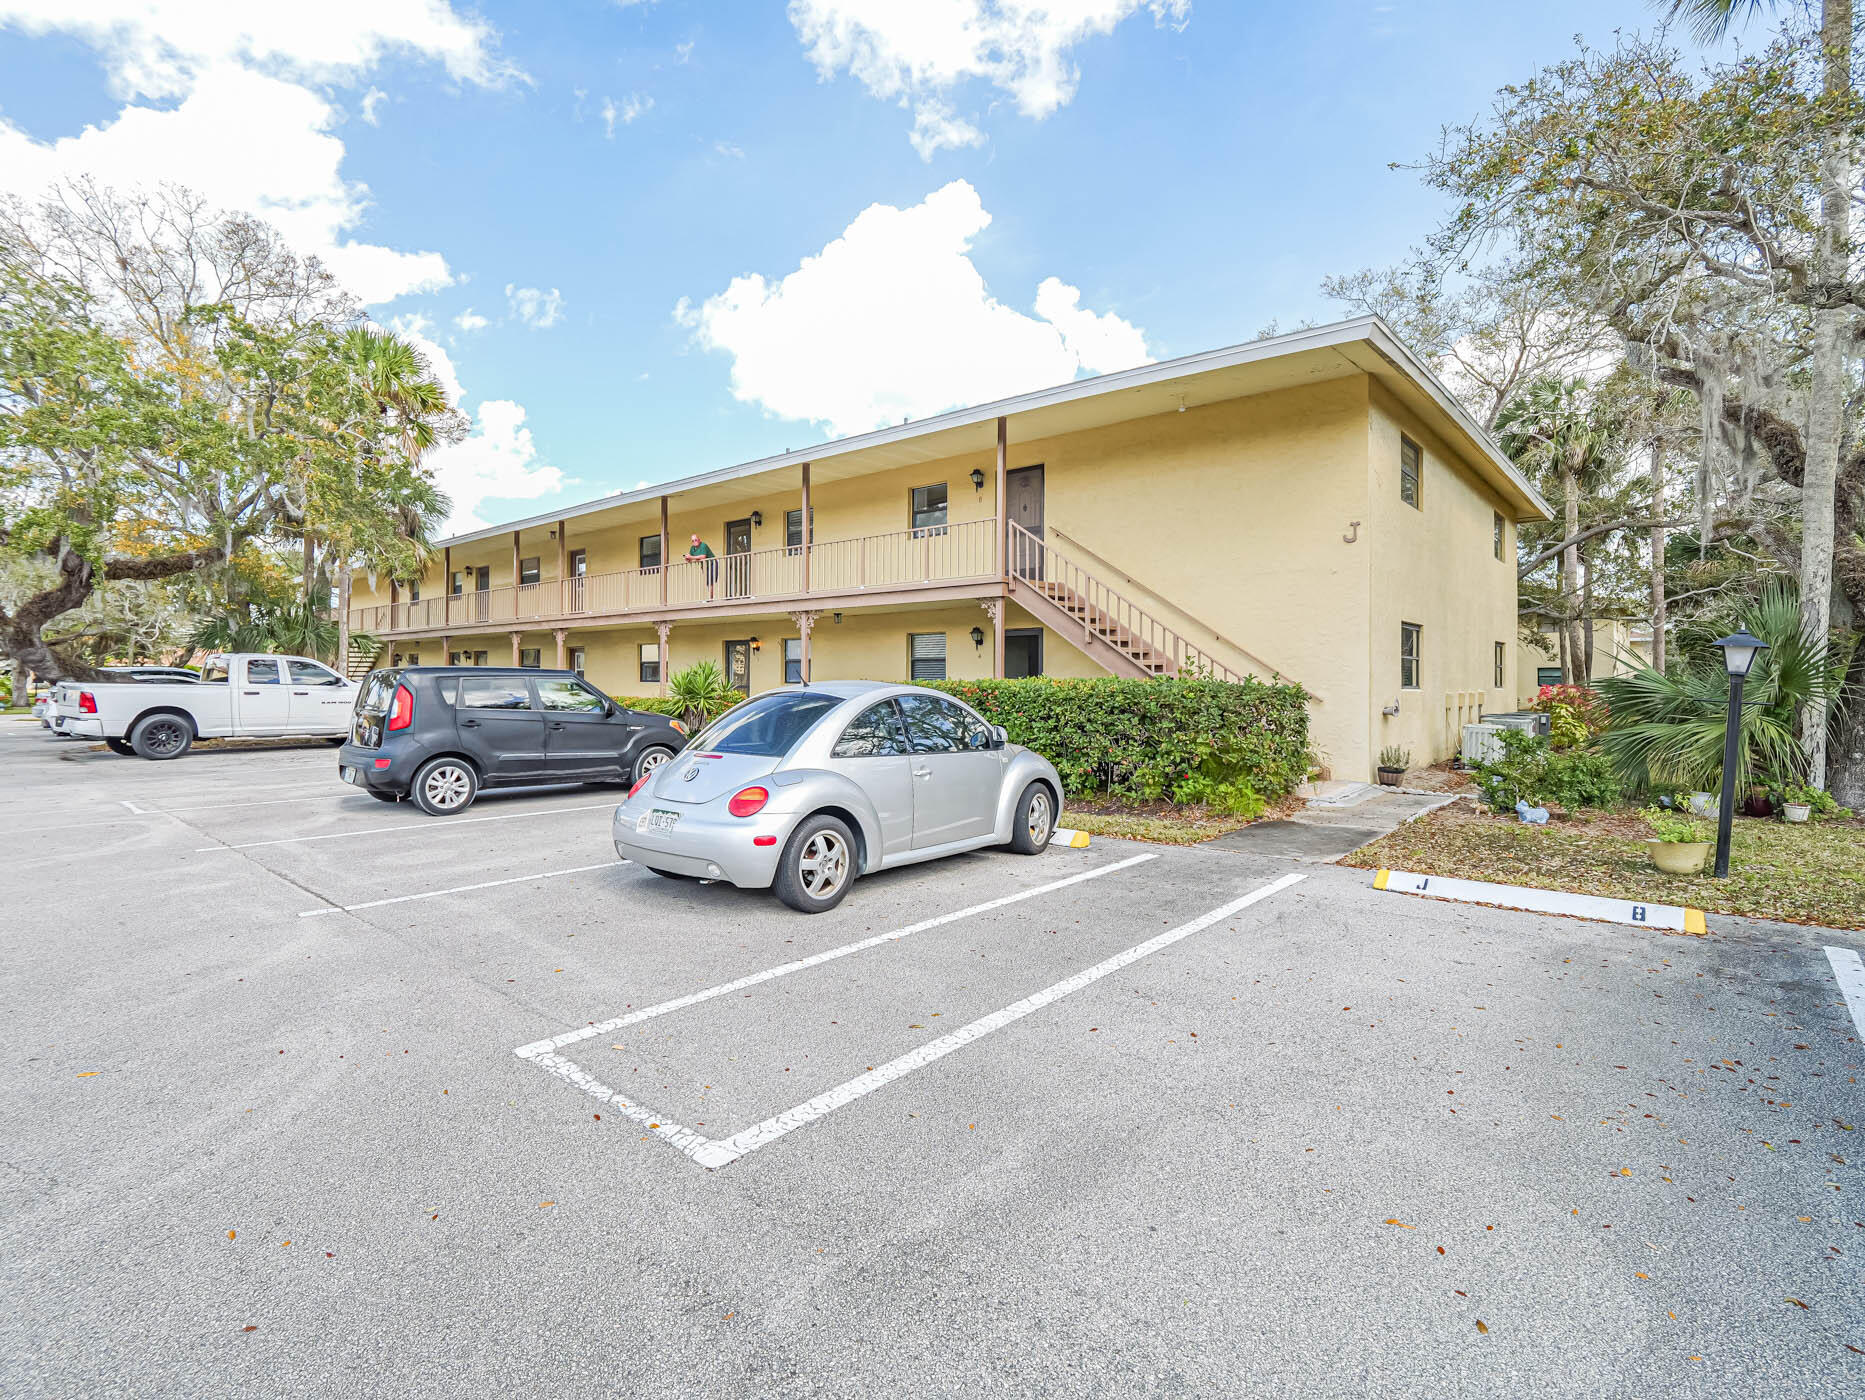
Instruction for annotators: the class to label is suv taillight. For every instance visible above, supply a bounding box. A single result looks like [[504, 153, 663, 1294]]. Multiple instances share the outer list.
[[386, 683, 414, 731], [727, 786, 769, 818], [78, 691, 97, 714]]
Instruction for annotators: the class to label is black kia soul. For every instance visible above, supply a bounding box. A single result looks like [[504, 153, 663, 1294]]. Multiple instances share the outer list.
[[340, 666, 688, 815]]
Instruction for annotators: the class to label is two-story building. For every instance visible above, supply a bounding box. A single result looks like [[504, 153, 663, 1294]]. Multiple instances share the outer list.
[[345, 317, 1550, 781]]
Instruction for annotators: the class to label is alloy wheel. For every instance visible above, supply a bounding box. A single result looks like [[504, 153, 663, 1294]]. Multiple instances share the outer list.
[[797, 830, 849, 899], [1026, 790, 1053, 846], [423, 764, 471, 810], [147, 720, 186, 756]]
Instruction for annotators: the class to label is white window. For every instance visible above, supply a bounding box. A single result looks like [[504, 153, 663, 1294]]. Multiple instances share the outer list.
[[1400, 623, 1422, 690], [639, 642, 660, 685], [908, 632, 946, 681], [910, 483, 948, 535], [1400, 436, 1422, 509], [783, 638, 803, 684]]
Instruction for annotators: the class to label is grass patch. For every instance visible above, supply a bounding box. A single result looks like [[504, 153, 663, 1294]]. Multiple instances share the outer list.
[[1061, 794, 1300, 846], [1345, 801, 1865, 930]]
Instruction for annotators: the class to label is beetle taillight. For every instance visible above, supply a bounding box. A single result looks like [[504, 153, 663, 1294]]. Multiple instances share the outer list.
[[727, 786, 769, 818], [627, 771, 654, 799], [78, 691, 97, 714], [386, 683, 414, 731]]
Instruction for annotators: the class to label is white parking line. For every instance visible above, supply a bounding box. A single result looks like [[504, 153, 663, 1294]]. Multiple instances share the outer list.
[[519, 867, 1303, 1170], [300, 862, 625, 917], [194, 801, 613, 852], [516, 851, 1160, 1060], [1828, 946, 1865, 1038], [118, 800, 149, 815], [162, 792, 354, 814]]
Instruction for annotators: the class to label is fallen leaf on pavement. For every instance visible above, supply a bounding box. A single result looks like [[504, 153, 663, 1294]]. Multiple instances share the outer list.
[[1474, 1320, 1488, 1334], [227, 1230, 235, 1240], [538, 1201, 555, 1209], [1383, 1219, 1415, 1229], [1785, 1297, 1809, 1309], [76, 1072, 99, 1078]]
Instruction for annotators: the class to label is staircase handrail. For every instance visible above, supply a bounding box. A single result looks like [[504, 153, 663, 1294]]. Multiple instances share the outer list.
[[1042, 524, 1314, 697], [1007, 521, 1251, 684]]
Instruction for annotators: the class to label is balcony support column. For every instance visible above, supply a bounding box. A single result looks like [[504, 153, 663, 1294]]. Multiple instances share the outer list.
[[655, 620, 672, 697], [553, 627, 568, 670], [994, 415, 1008, 577], [790, 610, 818, 684], [556, 519, 567, 613], [982, 598, 1004, 679], [659, 496, 669, 607], [800, 462, 812, 593], [441, 633, 451, 664], [510, 630, 522, 667]]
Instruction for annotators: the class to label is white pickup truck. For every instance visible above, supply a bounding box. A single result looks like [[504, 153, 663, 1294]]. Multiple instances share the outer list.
[[59, 653, 359, 759]]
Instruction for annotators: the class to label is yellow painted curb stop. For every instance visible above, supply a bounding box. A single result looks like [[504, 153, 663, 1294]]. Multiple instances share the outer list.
[[1050, 828, 1091, 848], [1374, 867, 1707, 934]]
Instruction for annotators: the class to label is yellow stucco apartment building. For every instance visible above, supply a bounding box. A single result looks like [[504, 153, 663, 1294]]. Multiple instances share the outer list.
[[346, 317, 1551, 782]]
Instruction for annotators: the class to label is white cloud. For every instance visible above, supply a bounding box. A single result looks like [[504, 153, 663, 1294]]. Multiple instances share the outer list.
[[789, 0, 1188, 158], [677, 179, 1150, 438], [600, 92, 652, 137], [674, 40, 694, 64], [359, 86, 387, 124], [0, 64, 451, 303], [506, 283, 564, 329], [713, 140, 746, 159], [0, 2, 516, 304], [0, 0, 515, 100], [426, 400, 565, 534], [453, 307, 490, 332]]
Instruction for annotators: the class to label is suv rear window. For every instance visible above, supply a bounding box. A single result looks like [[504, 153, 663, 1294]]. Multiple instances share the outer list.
[[356, 670, 403, 714], [690, 692, 841, 756]]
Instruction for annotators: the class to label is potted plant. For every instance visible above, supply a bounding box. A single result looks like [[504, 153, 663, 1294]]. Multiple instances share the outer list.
[[1642, 807, 1711, 875], [1376, 745, 1409, 786], [1779, 782, 1815, 824]]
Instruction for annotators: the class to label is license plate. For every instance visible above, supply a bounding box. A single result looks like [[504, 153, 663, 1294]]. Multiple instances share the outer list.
[[636, 808, 680, 834], [342, 766, 361, 786]]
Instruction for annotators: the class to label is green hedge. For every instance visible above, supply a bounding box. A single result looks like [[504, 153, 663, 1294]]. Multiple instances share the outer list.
[[613, 694, 684, 717], [922, 676, 1312, 803]]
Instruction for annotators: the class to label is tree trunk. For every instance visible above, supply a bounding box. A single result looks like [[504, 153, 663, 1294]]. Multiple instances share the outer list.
[[336, 556, 351, 675], [1829, 634, 1865, 809], [1560, 464, 1583, 684], [1581, 542, 1595, 679], [302, 534, 316, 601], [1802, 0, 1853, 789], [1650, 438, 1667, 674]]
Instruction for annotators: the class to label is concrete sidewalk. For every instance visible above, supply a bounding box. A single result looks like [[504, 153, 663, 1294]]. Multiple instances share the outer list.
[[1208, 781, 1458, 860]]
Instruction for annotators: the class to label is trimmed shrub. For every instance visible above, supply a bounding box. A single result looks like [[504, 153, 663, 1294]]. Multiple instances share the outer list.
[[1474, 728, 1619, 812], [921, 676, 1311, 801]]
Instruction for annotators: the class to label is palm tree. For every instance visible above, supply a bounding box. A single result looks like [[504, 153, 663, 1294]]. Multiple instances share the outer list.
[[1662, 0, 1854, 788], [327, 326, 452, 669], [1497, 378, 1622, 682]]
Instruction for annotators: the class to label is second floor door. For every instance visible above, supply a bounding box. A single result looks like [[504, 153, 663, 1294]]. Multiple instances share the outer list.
[[1007, 464, 1045, 579], [725, 518, 752, 598]]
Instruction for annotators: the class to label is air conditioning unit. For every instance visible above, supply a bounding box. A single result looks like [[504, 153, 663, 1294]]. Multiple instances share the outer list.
[[1482, 710, 1549, 736], [1461, 722, 1505, 767]]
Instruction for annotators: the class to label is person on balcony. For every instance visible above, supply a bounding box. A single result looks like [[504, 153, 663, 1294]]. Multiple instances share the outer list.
[[684, 533, 719, 599]]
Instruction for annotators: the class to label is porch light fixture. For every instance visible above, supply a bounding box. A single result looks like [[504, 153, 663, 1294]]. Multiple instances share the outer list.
[[1710, 628, 1769, 878], [750, 636, 761, 652], [969, 468, 985, 491], [970, 626, 985, 648], [750, 510, 763, 528]]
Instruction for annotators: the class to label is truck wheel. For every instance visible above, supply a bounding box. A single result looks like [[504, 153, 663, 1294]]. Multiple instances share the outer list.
[[633, 746, 676, 784], [772, 814, 855, 914], [411, 757, 478, 815], [130, 714, 193, 761], [104, 737, 136, 757], [1008, 782, 1055, 855]]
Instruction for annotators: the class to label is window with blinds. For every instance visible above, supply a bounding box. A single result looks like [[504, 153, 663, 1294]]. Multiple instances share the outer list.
[[908, 632, 946, 681]]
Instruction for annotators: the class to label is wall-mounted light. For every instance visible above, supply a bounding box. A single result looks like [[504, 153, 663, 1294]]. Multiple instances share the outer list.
[[969, 468, 985, 491], [970, 626, 985, 649], [832, 611, 842, 624], [750, 510, 763, 529], [750, 636, 761, 652]]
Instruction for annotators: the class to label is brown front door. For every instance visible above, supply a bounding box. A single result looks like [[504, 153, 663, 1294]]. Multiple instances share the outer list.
[[1006, 465, 1045, 578], [725, 518, 752, 598], [723, 640, 751, 694]]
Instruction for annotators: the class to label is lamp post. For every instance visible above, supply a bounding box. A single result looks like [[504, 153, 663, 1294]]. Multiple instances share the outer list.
[[1710, 629, 1768, 878]]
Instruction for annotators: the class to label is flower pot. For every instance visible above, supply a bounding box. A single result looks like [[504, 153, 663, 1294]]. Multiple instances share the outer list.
[[1782, 803, 1811, 824], [1646, 840, 1710, 876], [1686, 792, 1717, 818], [1743, 788, 1774, 819], [1376, 767, 1403, 787]]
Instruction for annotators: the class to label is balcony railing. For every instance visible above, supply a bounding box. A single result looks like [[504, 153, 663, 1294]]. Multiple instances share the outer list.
[[350, 518, 1000, 634]]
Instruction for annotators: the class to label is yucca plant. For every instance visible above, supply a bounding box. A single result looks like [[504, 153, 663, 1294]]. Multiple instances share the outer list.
[[666, 660, 738, 732], [1595, 581, 1847, 795]]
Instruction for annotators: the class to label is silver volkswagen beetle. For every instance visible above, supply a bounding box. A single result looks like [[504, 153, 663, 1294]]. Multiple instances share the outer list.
[[612, 681, 1064, 912]]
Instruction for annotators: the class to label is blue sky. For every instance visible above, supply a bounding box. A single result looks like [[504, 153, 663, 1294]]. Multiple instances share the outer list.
[[0, 1, 1698, 535]]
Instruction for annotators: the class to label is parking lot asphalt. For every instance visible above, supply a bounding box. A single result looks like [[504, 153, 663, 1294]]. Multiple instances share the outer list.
[[4, 721, 1862, 1398]]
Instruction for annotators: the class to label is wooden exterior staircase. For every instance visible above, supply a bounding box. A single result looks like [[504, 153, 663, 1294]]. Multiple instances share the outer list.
[[1005, 521, 1247, 683]]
